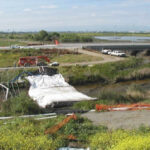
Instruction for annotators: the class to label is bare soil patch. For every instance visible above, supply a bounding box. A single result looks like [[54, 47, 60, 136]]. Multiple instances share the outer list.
[[82, 110, 150, 129]]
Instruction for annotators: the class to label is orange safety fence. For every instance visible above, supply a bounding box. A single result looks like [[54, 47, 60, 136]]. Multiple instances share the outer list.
[[96, 103, 150, 112], [44, 114, 77, 135]]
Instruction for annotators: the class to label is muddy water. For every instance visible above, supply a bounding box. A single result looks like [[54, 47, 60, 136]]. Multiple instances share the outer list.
[[75, 79, 150, 97]]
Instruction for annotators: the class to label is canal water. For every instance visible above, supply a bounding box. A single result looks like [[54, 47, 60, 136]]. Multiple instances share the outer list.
[[95, 36, 150, 42]]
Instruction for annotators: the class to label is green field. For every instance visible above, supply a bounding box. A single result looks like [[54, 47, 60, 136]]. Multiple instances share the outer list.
[[0, 39, 27, 47], [1, 31, 150, 46], [75, 32, 150, 37]]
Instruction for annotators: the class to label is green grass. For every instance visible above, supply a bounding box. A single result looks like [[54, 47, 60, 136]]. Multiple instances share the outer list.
[[1, 92, 41, 116], [0, 39, 27, 46], [59, 57, 150, 85], [90, 127, 150, 150], [0, 115, 107, 149], [0, 49, 53, 67], [52, 54, 103, 63], [0, 52, 22, 67]]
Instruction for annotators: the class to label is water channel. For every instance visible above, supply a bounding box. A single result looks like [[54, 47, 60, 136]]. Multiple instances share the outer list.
[[95, 36, 150, 42], [76, 79, 150, 98]]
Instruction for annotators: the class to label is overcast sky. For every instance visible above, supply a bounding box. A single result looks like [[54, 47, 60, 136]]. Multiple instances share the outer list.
[[0, 0, 150, 32]]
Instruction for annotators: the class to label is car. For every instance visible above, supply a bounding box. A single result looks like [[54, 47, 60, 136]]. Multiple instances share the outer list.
[[101, 49, 111, 54], [10, 45, 20, 49], [50, 62, 59, 66]]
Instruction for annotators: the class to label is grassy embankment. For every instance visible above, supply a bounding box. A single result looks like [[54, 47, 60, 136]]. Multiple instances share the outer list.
[[73, 84, 149, 110], [60, 57, 150, 85]]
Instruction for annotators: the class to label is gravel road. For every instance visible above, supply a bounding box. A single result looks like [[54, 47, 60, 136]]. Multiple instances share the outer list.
[[82, 110, 150, 129]]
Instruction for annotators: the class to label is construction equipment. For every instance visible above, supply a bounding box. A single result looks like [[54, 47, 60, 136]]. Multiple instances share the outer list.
[[45, 114, 77, 135], [18, 56, 50, 67]]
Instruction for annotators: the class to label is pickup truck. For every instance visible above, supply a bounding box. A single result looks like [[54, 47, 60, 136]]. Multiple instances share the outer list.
[[110, 50, 126, 57]]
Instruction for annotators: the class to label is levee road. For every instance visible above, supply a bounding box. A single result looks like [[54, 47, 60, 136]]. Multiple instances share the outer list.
[[60, 48, 124, 66]]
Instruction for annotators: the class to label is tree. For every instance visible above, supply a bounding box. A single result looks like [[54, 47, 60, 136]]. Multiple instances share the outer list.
[[51, 32, 60, 40], [34, 30, 48, 42], [38, 30, 48, 40]]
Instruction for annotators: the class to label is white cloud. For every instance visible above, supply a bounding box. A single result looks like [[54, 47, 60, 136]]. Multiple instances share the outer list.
[[0, 11, 3, 15], [23, 8, 32, 12], [91, 13, 96, 17], [40, 5, 58, 9], [72, 6, 79, 9]]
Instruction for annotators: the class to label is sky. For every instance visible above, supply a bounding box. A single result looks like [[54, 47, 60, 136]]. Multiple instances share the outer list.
[[0, 0, 150, 32]]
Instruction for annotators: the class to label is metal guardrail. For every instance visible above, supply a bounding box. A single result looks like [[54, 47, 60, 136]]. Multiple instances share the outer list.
[[0, 66, 40, 71], [0, 113, 57, 120]]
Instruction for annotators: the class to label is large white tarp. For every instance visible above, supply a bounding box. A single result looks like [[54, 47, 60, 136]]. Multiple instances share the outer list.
[[26, 74, 95, 108]]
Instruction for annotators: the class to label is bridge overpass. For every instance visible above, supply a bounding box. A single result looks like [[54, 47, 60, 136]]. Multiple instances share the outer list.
[[0, 43, 150, 55]]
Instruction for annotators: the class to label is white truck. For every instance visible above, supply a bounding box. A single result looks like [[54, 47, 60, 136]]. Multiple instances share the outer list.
[[110, 50, 126, 57]]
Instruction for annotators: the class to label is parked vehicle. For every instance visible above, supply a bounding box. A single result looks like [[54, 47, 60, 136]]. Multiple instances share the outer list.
[[18, 56, 50, 67], [10, 45, 20, 49], [108, 50, 112, 55], [101, 49, 111, 54], [110, 50, 126, 57], [49, 62, 59, 66]]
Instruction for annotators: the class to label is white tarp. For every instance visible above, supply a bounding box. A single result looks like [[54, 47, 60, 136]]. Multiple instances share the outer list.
[[26, 74, 95, 108]]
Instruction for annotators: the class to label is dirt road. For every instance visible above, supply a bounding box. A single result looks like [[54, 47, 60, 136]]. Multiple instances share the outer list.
[[60, 49, 125, 66], [82, 110, 150, 129]]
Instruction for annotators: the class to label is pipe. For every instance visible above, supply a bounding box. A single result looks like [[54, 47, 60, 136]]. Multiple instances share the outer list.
[[0, 84, 9, 100]]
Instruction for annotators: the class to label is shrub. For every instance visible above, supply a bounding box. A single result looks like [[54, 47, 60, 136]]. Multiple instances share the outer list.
[[89, 128, 150, 150], [0, 118, 64, 150], [1, 92, 41, 115], [111, 135, 150, 150]]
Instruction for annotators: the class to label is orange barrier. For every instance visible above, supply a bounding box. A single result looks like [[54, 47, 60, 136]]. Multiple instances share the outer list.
[[96, 103, 150, 112], [44, 114, 77, 135]]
